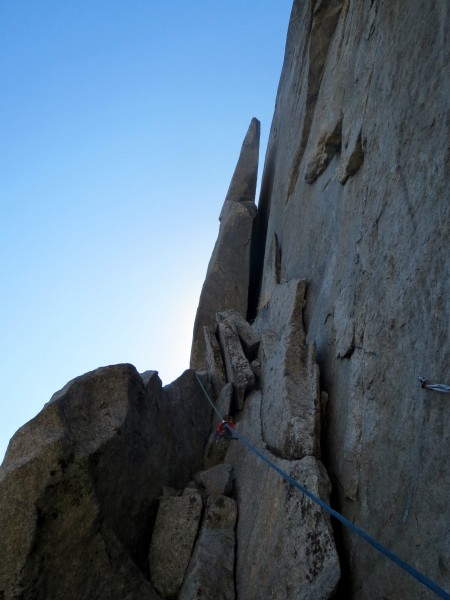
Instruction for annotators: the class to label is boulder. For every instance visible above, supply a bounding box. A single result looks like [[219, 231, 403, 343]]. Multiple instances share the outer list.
[[0, 365, 212, 600], [260, 324, 321, 460], [160, 369, 212, 483], [194, 463, 234, 497], [149, 492, 203, 599], [216, 309, 260, 358], [202, 433, 231, 470], [190, 118, 260, 370], [218, 320, 255, 410], [201, 494, 237, 530], [0, 364, 165, 600], [179, 495, 237, 600], [140, 369, 160, 388]]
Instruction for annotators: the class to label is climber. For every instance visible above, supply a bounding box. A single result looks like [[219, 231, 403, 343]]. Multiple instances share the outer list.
[[214, 418, 237, 443]]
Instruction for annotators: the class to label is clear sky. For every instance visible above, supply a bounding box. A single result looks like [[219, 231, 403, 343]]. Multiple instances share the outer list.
[[0, 1, 293, 462]]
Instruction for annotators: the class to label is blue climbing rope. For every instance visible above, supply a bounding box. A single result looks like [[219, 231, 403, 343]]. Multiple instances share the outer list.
[[195, 372, 450, 600]]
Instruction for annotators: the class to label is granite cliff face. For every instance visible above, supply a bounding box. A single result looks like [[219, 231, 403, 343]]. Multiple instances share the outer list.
[[251, 1, 450, 597], [1, 1, 450, 599]]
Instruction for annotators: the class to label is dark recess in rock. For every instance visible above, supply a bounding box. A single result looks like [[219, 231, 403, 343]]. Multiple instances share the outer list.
[[247, 143, 277, 322], [305, 116, 343, 183], [339, 130, 364, 184]]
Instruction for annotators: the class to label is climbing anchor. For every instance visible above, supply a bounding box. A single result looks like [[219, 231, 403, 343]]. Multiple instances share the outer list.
[[214, 419, 237, 443], [419, 376, 450, 393]]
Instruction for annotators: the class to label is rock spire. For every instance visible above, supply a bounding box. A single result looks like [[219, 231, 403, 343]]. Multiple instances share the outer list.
[[190, 117, 260, 370]]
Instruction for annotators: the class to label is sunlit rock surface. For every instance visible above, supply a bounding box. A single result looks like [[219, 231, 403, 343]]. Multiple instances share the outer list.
[[252, 0, 450, 596]]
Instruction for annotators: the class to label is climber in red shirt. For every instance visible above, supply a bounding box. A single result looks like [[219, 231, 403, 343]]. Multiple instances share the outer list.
[[214, 418, 237, 443]]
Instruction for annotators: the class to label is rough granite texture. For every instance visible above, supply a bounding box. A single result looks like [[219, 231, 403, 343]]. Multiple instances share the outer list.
[[194, 463, 234, 497], [216, 309, 260, 358], [0, 365, 211, 600], [179, 495, 237, 600], [251, 0, 450, 596], [217, 320, 255, 410], [149, 492, 203, 599], [226, 391, 340, 600]]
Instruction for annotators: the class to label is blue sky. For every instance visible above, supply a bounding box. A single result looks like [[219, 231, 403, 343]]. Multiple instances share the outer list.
[[0, 1, 293, 462]]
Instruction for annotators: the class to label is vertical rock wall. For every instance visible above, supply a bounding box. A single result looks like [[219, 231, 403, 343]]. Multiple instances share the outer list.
[[253, 0, 450, 597]]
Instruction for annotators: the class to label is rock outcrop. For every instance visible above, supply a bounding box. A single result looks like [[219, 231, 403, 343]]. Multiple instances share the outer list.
[[254, 278, 322, 460], [149, 470, 237, 600], [198, 287, 340, 597], [149, 491, 203, 599], [190, 118, 260, 370], [194, 463, 234, 496], [226, 391, 340, 600], [217, 318, 255, 410], [0, 366, 211, 600]]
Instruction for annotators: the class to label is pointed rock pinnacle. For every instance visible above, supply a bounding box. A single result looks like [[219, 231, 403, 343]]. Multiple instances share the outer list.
[[219, 117, 261, 221], [190, 118, 261, 370]]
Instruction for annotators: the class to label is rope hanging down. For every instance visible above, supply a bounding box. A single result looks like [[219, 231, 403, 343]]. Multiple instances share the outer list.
[[419, 377, 450, 393], [195, 373, 450, 600]]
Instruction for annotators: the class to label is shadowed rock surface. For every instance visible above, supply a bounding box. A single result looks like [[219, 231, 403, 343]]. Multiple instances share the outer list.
[[194, 463, 234, 496], [0, 365, 211, 600], [217, 319, 255, 410], [149, 492, 203, 599], [179, 495, 237, 600], [204, 325, 227, 396], [202, 383, 234, 469], [217, 309, 260, 358]]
